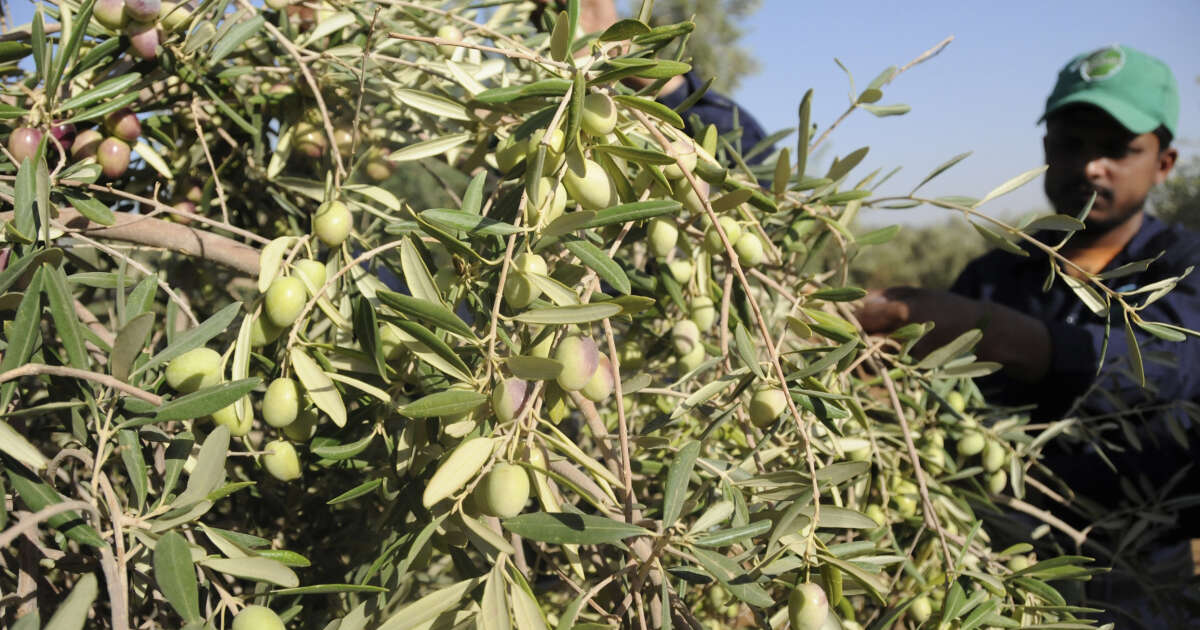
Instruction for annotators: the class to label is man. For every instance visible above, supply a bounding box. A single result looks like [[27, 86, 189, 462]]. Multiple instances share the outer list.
[[859, 44, 1200, 623]]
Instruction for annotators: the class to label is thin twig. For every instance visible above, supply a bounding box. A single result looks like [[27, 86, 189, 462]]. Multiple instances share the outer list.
[[0, 364, 163, 406]]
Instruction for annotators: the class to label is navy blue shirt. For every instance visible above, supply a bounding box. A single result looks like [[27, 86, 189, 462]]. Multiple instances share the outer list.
[[657, 72, 770, 165], [951, 214, 1200, 531]]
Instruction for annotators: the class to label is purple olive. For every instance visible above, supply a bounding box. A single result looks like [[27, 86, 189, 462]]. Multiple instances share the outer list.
[[105, 108, 141, 142], [71, 129, 104, 160], [94, 0, 127, 29], [124, 0, 161, 23], [7, 127, 42, 164], [293, 123, 326, 158], [97, 137, 131, 178], [48, 122, 77, 153], [126, 21, 159, 60]]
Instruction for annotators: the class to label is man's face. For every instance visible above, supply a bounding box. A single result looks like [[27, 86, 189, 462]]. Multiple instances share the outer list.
[[1043, 106, 1177, 231]]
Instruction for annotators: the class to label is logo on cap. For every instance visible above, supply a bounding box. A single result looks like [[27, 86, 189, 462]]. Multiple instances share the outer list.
[[1077, 45, 1125, 82]]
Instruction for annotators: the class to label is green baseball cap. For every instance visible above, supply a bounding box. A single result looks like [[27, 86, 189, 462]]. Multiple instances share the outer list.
[[1042, 44, 1179, 138]]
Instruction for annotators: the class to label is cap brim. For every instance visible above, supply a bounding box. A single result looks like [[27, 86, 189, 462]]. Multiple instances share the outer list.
[[1041, 91, 1159, 134]]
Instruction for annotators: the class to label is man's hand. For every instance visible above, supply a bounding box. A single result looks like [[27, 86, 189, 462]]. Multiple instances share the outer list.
[[854, 287, 1053, 383]]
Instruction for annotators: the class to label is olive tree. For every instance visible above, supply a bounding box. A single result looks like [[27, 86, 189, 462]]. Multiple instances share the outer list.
[[0, 1, 1180, 628]]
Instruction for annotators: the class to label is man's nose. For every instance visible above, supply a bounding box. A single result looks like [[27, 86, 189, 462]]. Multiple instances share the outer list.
[[1083, 154, 1109, 180]]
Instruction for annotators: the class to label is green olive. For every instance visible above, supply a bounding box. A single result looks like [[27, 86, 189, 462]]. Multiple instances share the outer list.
[[671, 319, 701, 355], [555, 335, 600, 391], [263, 439, 301, 481], [910, 595, 933, 624], [436, 24, 463, 57], [671, 176, 705, 214], [249, 316, 284, 347], [734, 232, 766, 267], [580, 93, 618, 137], [265, 277, 306, 328], [787, 582, 829, 630], [525, 128, 566, 174], [987, 469, 1007, 494], [956, 431, 985, 457], [893, 494, 917, 518], [293, 259, 326, 295], [581, 353, 614, 403], [676, 342, 706, 374], [748, 387, 788, 427], [473, 462, 530, 519], [165, 347, 222, 393], [94, 0, 128, 29], [662, 139, 698, 180], [864, 503, 886, 527], [647, 217, 679, 258], [262, 378, 300, 428], [690, 296, 716, 331], [525, 177, 567, 227], [492, 377, 528, 423], [667, 260, 693, 284], [981, 440, 1006, 472], [495, 133, 526, 173], [313, 200, 352, 247], [562, 157, 615, 210], [282, 407, 318, 442], [703, 216, 743, 254], [211, 399, 253, 437], [946, 390, 966, 414], [1007, 555, 1031, 572], [233, 605, 285, 630]]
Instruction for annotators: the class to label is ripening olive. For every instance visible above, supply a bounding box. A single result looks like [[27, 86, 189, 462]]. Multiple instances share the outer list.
[[293, 122, 326, 158], [436, 24, 463, 57], [264, 276, 307, 328], [982, 440, 1006, 472], [379, 323, 405, 360], [647, 217, 678, 258], [663, 139, 698, 180], [314, 200, 352, 246], [734, 232, 766, 267], [957, 431, 985, 457], [292, 259, 327, 295], [283, 407, 319, 442], [105, 108, 141, 142], [563, 157, 615, 210], [332, 126, 355, 156], [7, 127, 41, 164], [749, 387, 788, 427], [262, 378, 300, 428], [788, 582, 829, 630], [124, 0, 161, 23], [165, 347, 222, 393], [48, 123, 76, 153], [364, 149, 393, 182], [126, 22, 159, 59], [581, 93, 618, 137], [474, 462, 531, 518], [71, 129, 103, 159], [690, 296, 716, 331], [265, 0, 292, 10], [910, 595, 933, 624], [581, 353, 614, 403], [94, 0, 127, 29], [249, 316, 284, 347], [703, 216, 743, 254], [263, 439, 301, 481], [671, 319, 701, 355], [492, 377, 528, 423], [159, 0, 192, 30], [555, 335, 600, 391], [97, 137, 131, 178], [504, 253, 547, 309], [211, 400, 253, 437], [233, 605, 286, 630]]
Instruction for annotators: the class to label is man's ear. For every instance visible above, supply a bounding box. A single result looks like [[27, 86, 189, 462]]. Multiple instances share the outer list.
[[1156, 146, 1179, 185]]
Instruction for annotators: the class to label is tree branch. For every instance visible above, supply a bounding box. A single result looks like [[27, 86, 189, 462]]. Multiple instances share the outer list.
[[0, 364, 163, 406]]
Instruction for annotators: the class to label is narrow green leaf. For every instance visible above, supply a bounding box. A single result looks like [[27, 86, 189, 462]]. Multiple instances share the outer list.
[[582, 199, 681, 228], [154, 531, 200, 623], [110, 312, 155, 382], [976, 165, 1049, 207], [208, 15, 265, 67], [1125, 317, 1144, 387], [421, 209, 523, 235], [916, 329, 983, 370], [134, 303, 241, 378], [0, 269, 44, 410], [43, 573, 98, 630], [377, 289, 477, 341], [155, 379, 260, 423], [912, 151, 972, 194], [117, 429, 148, 511], [201, 556, 298, 588], [514, 303, 621, 325], [689, 548, 774, 608], [972, 223, 1028, 257], [58, 73, 142, 112], [663, 441, 700, 529], [564, 239, 630, 294], [1026, 214, 1085, 232], [376, 577, 481, 630], [389, 133, 471, 162], [7, 467, 105, 547], [326, 478, 383, 505], [61, 91, 139, 125], [291, 347, 347, 427], [43, 264, 89, 370], [173, 425, 229, 508], [613, 95, 684, 129], [399, 389, 487, 418], [861, 103, 911, 117], [503, 512, 650, 544], [62, 188, 115, 225]]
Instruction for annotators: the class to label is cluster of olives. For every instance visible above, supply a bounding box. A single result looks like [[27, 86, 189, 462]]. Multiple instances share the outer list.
[[94, 0, 189, 60], [947, 391, 1010, 494], [5, 107, 145, 179]]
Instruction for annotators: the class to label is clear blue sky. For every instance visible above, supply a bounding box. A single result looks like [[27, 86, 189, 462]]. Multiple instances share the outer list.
[[732, 0, 1200, 224]]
